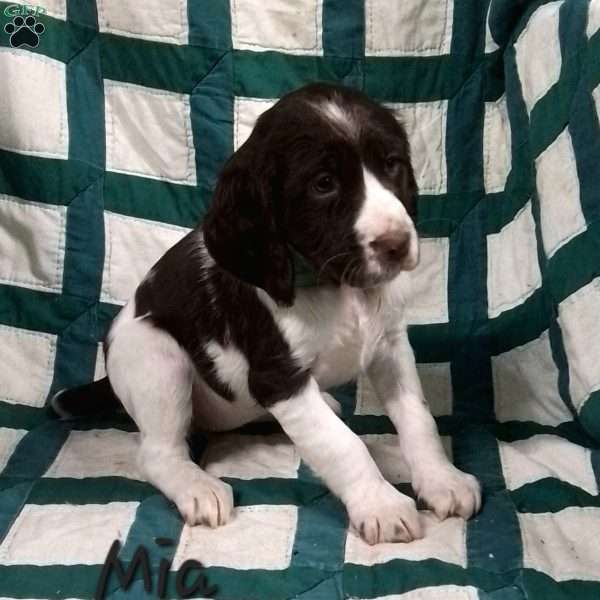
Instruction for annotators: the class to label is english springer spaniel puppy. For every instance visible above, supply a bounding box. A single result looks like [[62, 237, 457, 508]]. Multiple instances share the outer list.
[[53, 83, 481, 545]]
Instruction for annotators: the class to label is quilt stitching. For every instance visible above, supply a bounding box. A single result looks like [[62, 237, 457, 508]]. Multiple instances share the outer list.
[[0, 1, 599, 598]]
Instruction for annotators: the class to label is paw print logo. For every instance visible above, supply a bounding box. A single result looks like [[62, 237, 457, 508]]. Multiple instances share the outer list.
[[4, 15, 45, 48]]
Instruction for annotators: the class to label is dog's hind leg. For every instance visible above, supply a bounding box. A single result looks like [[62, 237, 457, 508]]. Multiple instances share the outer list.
[[106, 308, 234, 527]]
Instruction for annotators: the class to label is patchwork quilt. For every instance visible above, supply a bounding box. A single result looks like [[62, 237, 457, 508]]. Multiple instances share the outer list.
[[1, 0, 600, 598]]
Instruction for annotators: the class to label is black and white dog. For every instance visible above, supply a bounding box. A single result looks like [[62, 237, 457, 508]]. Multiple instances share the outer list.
[[54, 83, 480, 545]]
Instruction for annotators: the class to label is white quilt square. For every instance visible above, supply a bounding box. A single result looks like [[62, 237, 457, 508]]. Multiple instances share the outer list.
[[520, 507, 600, 582], [361, 586, 479, 600], [0, 428, 26, 472], [0, 49, 68, 159], [234, 97, 277, 150], [558, 278, 600, 412], [0, 503, 138, 565], [356, 363, 452, 417], [98, 0, 188, 45], [105, 80, 196, 185], [492, 331, 572, 426], [418, 362, 453, 417], [484, 96, 512, 193], [362, 434, 410, 484], [345, 511, 466, 567], [173, 505, 297, 570], [388, 101, 448, 194], [362, 434, 452, 484], [0, 194, 66, 294], [402, 237, 449, 325], [45, 429, 141, 480], [202, 434, 300, 479], [101, 211, 189, 305], [365, 0, 454, 57], [487, 201, 542, 318], [515, 1, 564, 114], [535, 127, 587, 257], [500, 434, 597, 495], [232, 0, 322, 54], [0, 325, 56, 408]]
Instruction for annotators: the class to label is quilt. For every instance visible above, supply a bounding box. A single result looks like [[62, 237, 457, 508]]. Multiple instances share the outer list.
[[1, 0, 600, 598]]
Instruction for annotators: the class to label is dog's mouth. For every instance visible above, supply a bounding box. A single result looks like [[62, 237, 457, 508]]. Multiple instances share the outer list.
[[306, 234, 419, 289], [349, 261, 415, 288], [321, 255, 417, 289], [351, 236, 420, 288]]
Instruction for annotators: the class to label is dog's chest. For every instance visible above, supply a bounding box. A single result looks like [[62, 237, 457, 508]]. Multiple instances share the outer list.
[[293, 286, 385, 388]]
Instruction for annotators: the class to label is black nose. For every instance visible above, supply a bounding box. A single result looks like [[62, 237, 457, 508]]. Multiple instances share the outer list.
[[370, 231, 411, 264]]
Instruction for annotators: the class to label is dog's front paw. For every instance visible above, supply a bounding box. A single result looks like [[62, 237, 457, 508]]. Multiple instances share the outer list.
[[174, 474, 234, 528], [346, 479, 423, 545], [413, 464, 481, 521]]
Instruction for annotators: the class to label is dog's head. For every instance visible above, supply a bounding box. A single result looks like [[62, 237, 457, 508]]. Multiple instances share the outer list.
[[204, 83, 419, 305]]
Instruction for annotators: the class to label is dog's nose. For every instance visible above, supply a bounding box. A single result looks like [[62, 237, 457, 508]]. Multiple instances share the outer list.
[[370, 231, 411, 264]]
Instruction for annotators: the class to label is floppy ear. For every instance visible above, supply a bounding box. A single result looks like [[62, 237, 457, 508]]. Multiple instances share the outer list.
[[203, 149, 295, 306]]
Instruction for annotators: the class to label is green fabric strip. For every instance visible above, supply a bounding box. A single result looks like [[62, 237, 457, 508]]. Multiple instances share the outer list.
[[25, 477, 156, 504], [62, 181, 105, 300], [0, 149, 101, 207], [100, 33, 225, 94], [511, 478, 600, 513], [188, 0, 232, 49], [322, 0, 364, 59], [487, 289, 550, 356], [190, 51, 234, 223], [546, 221, 600, 305], [461, 428, 523, 575], [444, 2, 525, 581], [47, 13, 106, 397], [0, 565, 104, 599], [103, 173, 203, 229], [0, 285, 95, 335], [493, 421, 594, 447], [344, 559, 509, 598], [234, 51, 355, 98], [0, 0, 104, 556], [112, 496, 185, 597], [0, 421, 71, 540], [0, 403, 49, 431], [288, 385, 359, 600], [67, 0, 98, 29], [520, 569, 600, 600], [579, 393, 600, 441]]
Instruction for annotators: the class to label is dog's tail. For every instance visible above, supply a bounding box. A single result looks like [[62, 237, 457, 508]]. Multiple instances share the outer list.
[[50, 377, 123, 418]]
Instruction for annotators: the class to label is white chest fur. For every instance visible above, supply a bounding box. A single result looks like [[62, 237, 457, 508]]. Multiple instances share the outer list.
[[264, 285, 390, 390]]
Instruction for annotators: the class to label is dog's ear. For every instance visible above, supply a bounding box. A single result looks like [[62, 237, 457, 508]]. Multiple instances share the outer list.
[[203, 147, 295, 306]]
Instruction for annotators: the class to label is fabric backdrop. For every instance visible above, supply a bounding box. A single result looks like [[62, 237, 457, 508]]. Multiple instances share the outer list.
[[1, 0, 600, 598]]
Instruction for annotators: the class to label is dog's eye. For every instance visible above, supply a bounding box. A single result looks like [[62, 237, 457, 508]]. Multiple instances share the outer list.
[[312, 173, 337, 195], [384, 156, 402, 175]]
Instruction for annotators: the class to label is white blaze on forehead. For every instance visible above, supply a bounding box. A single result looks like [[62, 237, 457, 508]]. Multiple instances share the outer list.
[[313, 99, 356, 138], [355, 168, 412, 242]]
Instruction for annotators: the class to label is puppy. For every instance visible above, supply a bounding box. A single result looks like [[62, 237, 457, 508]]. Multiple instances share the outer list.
[[53, 83, 481, 545]]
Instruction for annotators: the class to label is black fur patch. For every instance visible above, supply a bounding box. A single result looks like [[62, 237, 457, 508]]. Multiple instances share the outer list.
[[131, 82, 416, 408], [134, 230, 309, 406], [203, 82, 417, 304]]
